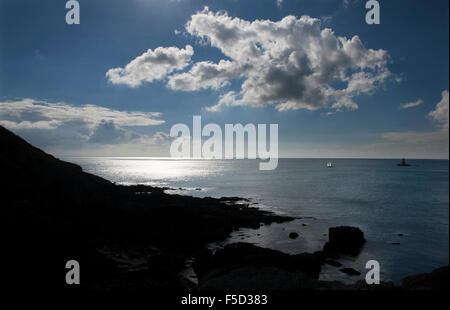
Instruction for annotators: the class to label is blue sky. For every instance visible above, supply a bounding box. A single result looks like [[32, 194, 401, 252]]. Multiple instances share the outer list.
[[0, 0, 448, 158]]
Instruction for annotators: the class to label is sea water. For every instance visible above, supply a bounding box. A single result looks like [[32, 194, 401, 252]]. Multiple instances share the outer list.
[[62, 157, 449, 284]]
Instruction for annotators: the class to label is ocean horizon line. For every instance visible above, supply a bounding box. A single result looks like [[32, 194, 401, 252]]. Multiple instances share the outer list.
[[57, 156, 450, 161]]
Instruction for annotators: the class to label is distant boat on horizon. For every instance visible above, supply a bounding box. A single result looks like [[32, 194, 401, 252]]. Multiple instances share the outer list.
[[327, 162, 334, 168], [397, 158, 411, 167]]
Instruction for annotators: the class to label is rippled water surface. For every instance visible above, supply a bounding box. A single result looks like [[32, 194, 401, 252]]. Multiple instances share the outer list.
[[63, 157, 449, 283]]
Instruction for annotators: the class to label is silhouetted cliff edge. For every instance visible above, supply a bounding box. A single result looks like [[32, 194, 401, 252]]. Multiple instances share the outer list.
[[1, 125, 293, 291]]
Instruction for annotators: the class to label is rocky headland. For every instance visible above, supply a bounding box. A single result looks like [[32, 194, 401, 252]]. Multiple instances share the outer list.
[[1, 125, 447, 292]]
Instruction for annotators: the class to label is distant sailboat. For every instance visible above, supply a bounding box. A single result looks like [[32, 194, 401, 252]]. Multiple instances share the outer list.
[[327, 162, 333, 168]]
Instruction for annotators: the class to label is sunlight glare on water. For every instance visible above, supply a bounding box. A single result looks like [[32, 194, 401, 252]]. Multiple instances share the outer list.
[[63, 157, 449, 283], [74, 157, 224, 184]]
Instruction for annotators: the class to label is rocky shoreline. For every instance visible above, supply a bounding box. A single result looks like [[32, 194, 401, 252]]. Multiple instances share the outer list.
[[1, 125, 448, 291], [192, 231, 448, 290]]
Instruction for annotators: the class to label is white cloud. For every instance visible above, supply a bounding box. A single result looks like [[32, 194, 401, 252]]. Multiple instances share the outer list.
[[104, 8, 394, 113], [106, 45, 194, 87], [178, 8, 392, 112], [168, 60, 248, 91], [0, 98, 167, 152], [343, 0, 359, 8], [88, 120, 174, 146], [429, 90, 449, 130], [204, 91, 239, 112], [321, 15, 333, 25], [151, 131, 173, 144], [399, 98, 424, 110], [0, 98, 164, 129]]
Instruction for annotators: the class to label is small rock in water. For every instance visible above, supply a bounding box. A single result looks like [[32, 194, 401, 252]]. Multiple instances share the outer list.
[[289, 232, 299, 239], [302, 223, 307, 227], [340, 268, 361, 276]]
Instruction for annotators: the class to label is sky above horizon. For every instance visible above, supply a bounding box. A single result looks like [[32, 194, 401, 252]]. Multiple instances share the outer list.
[[0, 0, 449, 159]]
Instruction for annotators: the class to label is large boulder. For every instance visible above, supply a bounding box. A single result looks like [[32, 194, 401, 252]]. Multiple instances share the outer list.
[[323, 226, 366, 256], [195, 242, 326, 288]]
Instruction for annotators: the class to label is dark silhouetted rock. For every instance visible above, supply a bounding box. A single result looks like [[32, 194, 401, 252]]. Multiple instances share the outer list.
[[402, 266, 449, 290], [327, 252, 340, 260], [1, 125, 294, 292], [199, 266, 317, 290], [289, 232, 299, 239], [340, 268, 361, 276], [323, 226, 366, 256], [192, 248, 215, 279], [325, 259, 342, 267], [147, 252, 185, 278], [195, 243, 325, 286], [351, 280, 397, 290]]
